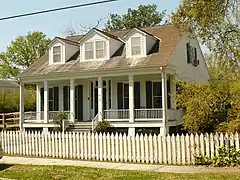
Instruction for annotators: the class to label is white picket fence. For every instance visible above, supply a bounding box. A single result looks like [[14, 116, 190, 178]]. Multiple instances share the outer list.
[[1, 131, 239, 165]]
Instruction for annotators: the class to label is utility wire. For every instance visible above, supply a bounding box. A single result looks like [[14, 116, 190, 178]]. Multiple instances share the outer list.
[[0, 0, 117, 21]]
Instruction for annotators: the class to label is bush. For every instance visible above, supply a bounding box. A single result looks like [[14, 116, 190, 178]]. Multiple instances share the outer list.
[[94, 120, 110, 133], [52, 112, 69, 132], [195, 146, 240, 167], [216, 119, 240, 133]]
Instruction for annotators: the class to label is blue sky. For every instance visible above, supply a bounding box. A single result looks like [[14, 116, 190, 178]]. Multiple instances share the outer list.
[[0, 0, 180, 52]]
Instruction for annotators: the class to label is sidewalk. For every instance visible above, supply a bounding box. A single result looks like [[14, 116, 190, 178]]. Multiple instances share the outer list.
[[0, 156, 239, 173]]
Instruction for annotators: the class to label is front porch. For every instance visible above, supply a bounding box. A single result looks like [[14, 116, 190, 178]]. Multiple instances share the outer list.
[[20, 71, 183, 135]]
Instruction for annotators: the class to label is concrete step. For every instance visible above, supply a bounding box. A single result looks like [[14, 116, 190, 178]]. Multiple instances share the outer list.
[[67, 121, 92, 132]]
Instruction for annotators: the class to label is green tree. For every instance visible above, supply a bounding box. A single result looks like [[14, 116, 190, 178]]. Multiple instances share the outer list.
[[172, 0, 240, 68], [104, 4, 167, 31], [175, 80, 240, 133], [0, 31, 51, 80]]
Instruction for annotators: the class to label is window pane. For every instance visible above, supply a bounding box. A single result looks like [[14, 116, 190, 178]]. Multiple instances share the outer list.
[[53, 46, 60, 54], [49, 88, 53, 100], [85, 51, 94, 59], [131, 37, 140, 46], [53, 54, 61, 62], [124, 84, 129, 97], [124, 97, 129, 109], [85, 42, 93, 51], [131, 47, 141, 55], [96, 41, 104, 50], [153, 82, 161, 96], [96, 50, 104, 58], [153, 97, 162, 108]]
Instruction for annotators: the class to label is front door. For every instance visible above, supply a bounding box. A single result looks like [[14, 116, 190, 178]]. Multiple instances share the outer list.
[[75, 85, 83, 122]]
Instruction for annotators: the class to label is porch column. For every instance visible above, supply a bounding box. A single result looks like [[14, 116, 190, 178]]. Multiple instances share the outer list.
[[98, 77, 103, 121], [70, 79, 75, 123], [19, 82, 24, 131], [43, 81, 49, 124], [36, 84, 41, 120], [161, 71, 169, 135], [128, 75, 135, 136]]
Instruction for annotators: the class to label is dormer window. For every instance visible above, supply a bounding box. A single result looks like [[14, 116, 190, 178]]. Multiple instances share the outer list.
[[53, 46, 61, 63], [84, 40, 106, 60], [131, 37, 141, 56]]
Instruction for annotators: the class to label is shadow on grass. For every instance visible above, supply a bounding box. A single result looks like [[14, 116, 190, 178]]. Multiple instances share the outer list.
[[0, 164, 13, 171]]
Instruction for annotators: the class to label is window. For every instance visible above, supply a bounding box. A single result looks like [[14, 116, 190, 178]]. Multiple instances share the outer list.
[[48, 87, 59, 111], [123, 83, 129, 109], [85, 42, 94, 60], [131, 37, 141, 56], [53, 46, 61, 63], [84, 40, 106, 60], [96, 41, 105, 59], [153, 82, 162, 108], [186, 43, 199, 66]]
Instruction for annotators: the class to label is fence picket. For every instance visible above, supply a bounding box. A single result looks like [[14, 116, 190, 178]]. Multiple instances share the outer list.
[[131, 135, 136, 163], [195, 134, 200, 156], [7, 131, 10, 154], [84, 133, 88, 160], [55, 132, 58, 158], [162, 135, 167, 164], [200, 133, 204, 156], [123, 134, 128, 162], [69, 132, 72, 159], [115, 133, 119, 162], [103, 133, 107, 161], [48, 132, 51, 157], [91, 133, 95, 160], [34, 131, 38, 156], [153, 134, 158, 163], [235, 133, 239, 150], [99, 133, 103, 161], [76, 132, 80, 159], [61, 132, 65, 158], [158, 135, 163, 164], [225, 133, 229, 149], [230, 133, 234, 147], [190, 134, 195, 164], [167, 135, 172, 164], [13, 131, 16, 154], [58, 132, 61, 158], [181, 134, 186, 165], [119, 133, 123, 162], [51, 132, 55, 158], [73, 132, 76, 159], [145, 134, 149, 163], [140, 134, 145, 163], [107, 133, 111, 161], [136, 134, 140, 163], [80, 133, 84, 159], [210, 133, 214, 159], [88, 133, 92, 160], [171, 134, 176, 165], [10, 131, 13, 154], [214, 134, 219, 156], [176, 134, 181, 165], [41, 132, 45, 157], [185, 134, 190, 164], [205, 133, 210, 158], [111, 133, 115, 161], [16, 131, 19, 154], [149, 134, 153, 164], [95, 133, 99, 160]]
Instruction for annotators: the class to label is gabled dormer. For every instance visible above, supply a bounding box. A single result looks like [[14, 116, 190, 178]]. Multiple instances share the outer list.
[[79, 28, 124, 61], [48, 37, 79, 65], [124, 28, 159, 58]]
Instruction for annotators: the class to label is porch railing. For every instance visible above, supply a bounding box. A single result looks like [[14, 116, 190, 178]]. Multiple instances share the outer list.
[[135, 109, 163, 119], [103, 109, 129, 120], [24, 111, 71, 122]]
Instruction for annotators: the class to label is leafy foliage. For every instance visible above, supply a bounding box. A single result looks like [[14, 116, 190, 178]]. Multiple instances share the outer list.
[[52, 112, 69, 132], [104, 4, 167, 31], [175, 80, 240, 133], [172, 0, 240, 68], [195, 146, 240, 167], [0, 31, 51, 80], [0, 89, 35, 113], [94, 120, 110, 133]]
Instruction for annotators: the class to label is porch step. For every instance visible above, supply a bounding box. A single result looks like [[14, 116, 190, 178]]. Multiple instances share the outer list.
[[67, 122, 92, 132]]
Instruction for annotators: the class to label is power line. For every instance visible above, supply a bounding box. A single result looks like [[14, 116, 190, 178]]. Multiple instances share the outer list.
[[0, 0, 118, 21]]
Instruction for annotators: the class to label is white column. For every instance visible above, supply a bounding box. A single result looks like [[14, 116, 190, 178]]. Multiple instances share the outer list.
[[129, 75, 134, 123], [19, 82, 24, 131], [128, 127, 135, 136], [36, 84, 41, 120], [59, 86, 64, 111], [161, 71, 169, 135], [98, 77, 103, 121], [70, 79, 75, 123], [44, 81, 49, 124]]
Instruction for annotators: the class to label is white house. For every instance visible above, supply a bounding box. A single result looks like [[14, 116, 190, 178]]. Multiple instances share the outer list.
[[19, 24, 210, 136]]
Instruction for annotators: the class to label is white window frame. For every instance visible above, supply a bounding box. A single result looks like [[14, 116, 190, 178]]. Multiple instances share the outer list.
[[130, 36, 141, 56], [52, 46, 62, 63], [84, 40, 106, 60]]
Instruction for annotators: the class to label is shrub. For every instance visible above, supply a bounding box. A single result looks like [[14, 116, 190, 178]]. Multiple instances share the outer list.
[[94, 120, 110, 133], [194, 146, 240, 167], [216, 119, 240, 133], [52, 112, 69, 132]]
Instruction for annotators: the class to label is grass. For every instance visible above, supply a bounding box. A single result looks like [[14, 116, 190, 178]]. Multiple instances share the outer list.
[[0, 164, 240, 180]]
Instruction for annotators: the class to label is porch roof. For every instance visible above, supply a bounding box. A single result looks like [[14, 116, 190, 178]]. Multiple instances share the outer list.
[[20, 24, 186, 79]]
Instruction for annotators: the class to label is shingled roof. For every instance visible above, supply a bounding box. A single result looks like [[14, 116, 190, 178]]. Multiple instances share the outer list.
[[20, 24, 185, 78]]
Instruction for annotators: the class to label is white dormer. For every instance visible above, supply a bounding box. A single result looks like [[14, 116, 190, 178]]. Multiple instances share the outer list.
[[124, 28, 158, 58], [79, 28, 124, 61], [48, 37, 79, 65]]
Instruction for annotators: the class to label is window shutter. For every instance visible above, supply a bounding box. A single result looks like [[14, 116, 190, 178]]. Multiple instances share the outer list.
[[63, 86, 70, 111], [194, 47, 197, 60], [167, 80, 171, 109], [40, 88, 44, 111], [186, 43, 192, 63], [146, 81, 152, 108], [134, 82, 140, 109], [117, 83, 123, 109], [53, 87, 59, 111]]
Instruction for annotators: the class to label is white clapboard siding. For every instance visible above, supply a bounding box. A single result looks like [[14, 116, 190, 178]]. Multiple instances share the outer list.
[[2, 131, 240, 165]]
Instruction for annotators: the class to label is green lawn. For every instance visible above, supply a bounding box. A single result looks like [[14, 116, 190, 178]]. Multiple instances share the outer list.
[[0, 164, 239, 180]]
